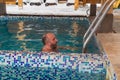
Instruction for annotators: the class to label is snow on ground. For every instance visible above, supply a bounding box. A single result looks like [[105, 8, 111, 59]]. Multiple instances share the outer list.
[[6, 3, 91, 16], [6, 3, 104, 16], [6, 3, 119, 16], [113, 9, 120, 16]]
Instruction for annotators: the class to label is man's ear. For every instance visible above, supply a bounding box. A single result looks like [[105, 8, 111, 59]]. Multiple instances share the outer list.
[[46, 37, 50, 43]]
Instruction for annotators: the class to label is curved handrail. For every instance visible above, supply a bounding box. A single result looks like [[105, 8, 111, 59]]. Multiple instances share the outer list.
[[83, 0, 109, 42], [82, 0, 116, 53]]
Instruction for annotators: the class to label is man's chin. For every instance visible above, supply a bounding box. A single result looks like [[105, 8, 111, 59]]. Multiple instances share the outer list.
[[51, 44, 57, 49]]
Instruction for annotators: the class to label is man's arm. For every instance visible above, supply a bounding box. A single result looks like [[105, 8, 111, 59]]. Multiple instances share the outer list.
[[58, 46, 79, 50]]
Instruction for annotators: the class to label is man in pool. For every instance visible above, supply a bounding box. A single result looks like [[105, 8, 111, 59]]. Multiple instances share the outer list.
[[42, 33, 58, 52], [42, 33, 79, 53]]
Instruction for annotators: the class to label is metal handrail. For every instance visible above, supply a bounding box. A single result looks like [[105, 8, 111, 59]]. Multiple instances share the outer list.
[[83, 0, 109, 42], [82, 0, 116, 53]]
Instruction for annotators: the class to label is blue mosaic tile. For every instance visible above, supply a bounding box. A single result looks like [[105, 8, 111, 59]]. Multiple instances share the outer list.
[[0, 50, 107, 80]]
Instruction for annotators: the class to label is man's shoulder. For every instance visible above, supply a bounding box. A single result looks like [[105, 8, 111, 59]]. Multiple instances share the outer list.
[[42, 46, 51, 52]]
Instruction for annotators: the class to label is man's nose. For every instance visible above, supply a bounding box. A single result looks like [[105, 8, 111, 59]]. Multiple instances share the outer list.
[[56, 39, 58, 42]]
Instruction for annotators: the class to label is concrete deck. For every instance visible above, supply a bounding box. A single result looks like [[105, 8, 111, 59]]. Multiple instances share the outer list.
[[97, 33, 120, 80], [113, 15, 120, 33]]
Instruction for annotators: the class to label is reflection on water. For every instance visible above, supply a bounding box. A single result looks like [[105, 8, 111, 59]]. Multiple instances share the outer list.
[[17, 21, 27, 51], [71, 22, 79, 37], [65, 21, 80, 51], [17, 21, 26, 40]]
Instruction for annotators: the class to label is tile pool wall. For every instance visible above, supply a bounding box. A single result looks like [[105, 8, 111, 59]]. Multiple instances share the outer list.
[[0, 51, 107, 80]]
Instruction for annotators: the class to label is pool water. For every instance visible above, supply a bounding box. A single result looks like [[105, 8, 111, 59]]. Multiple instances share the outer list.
[[0, 16, 100, 53]]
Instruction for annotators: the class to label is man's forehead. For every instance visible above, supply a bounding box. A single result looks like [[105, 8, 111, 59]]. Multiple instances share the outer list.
[[46, 33, 55, 38]]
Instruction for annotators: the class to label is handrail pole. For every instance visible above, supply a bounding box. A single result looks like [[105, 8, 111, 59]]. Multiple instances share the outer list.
[[82, 0, 116, 53], [83, 0, 109, 41]]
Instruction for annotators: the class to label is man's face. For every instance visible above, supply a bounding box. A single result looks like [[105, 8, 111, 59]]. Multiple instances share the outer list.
[[47, 33, 58, 46]]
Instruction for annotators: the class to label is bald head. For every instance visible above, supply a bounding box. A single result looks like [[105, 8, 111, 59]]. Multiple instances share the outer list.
[[42, 33, 58, 45], [42, 33, 58, 52]]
